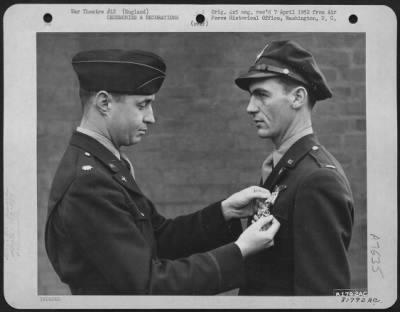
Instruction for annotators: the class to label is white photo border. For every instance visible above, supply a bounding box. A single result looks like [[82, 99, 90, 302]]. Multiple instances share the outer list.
[[3, 4, 397, 309]]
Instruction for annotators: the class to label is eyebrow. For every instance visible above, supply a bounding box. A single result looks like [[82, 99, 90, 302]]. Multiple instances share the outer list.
[[137, 98, 153, 105], [250, 88, 271, 96]]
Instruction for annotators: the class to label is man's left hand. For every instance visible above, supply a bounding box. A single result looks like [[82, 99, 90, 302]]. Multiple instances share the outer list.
[[221, 186, 271, 221]]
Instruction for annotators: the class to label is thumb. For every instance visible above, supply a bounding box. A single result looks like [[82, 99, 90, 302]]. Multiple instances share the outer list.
[[252, 215, 274, 230], [250, 186, 271, 199]]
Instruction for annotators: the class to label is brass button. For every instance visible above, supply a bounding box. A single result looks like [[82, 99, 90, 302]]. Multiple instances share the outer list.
[[109, 163, 117, 170]]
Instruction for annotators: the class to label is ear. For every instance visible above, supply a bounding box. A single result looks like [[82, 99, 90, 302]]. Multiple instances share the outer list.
[[94, 90, 112, 115], [291, 86, 307, 110]]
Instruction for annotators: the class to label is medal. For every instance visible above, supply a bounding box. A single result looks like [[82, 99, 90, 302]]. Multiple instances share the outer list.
[[255, 185, 287, 230]]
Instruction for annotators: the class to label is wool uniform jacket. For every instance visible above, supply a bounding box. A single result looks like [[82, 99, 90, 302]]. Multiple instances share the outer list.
[[45, 131, 245, 295], [239, 134, 354, 296]]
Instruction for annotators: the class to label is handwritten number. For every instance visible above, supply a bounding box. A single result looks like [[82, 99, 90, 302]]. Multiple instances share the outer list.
[[370, 233, 380, 240], [371, 257, 380, 264], [370, 249, 381, 257], [372, 265, 384, 279], [371, 241, 380, 248]]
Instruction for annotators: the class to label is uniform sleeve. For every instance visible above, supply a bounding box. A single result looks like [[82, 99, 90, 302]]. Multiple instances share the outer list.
[[293, 169, 354, 295], [61, 172, 244, 295], [150, 201, 243, 259]]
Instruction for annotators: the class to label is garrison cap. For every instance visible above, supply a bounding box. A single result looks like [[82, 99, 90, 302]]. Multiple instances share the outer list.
[[235, 40, 332, 101], [72, 49, 166, 95]]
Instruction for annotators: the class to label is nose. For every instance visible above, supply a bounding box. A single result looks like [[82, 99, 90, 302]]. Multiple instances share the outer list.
[[144, 104, 155, 124], [246, 96, 259, 115]]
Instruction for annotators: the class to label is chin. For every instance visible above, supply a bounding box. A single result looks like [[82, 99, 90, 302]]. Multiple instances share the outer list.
[[122, 137, 140, 146], [257, 129, 272, 139], [130, 139, 141, 145], [132, 135, 144, 144]]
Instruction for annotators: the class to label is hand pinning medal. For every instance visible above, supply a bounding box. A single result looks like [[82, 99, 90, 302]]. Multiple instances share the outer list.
[[254, 185, 287, 230]]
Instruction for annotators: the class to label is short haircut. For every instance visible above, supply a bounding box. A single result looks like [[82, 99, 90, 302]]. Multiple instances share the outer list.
[[79, 88, 95, 106], [275, 76, 317, 108], [78, 88, 126, 106]]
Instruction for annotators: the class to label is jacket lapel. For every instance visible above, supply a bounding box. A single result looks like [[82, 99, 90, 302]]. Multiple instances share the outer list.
[[70, 131, 143, 196], [262, 134, 320, 189]]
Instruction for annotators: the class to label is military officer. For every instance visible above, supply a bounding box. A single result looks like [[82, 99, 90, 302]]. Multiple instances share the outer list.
[[235, 40, 354, 295], [45, 49, 280, 295]]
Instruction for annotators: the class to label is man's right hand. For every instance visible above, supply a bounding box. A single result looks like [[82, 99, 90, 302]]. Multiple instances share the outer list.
[[235, 215, 280, 258]]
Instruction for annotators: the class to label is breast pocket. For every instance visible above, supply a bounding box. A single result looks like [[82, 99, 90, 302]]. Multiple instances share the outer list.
[[270, 188, 291, 221], [126, 199, 157, 252], [270, 192, 292, 257], [271, 207, 291, 258]]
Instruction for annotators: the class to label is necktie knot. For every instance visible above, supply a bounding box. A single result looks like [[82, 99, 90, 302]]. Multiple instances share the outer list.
[[120, 157, 130, 171], [120, 154, 135, 178], [261, 153, 274, 183]]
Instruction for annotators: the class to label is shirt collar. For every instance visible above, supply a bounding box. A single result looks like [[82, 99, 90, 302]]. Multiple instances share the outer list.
[[76, 126, 121, 160], [272, 125, 313, 166]]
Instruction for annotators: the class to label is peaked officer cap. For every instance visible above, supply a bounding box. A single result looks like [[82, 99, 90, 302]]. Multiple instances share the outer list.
[[72, 49, 166, 95], [235, 40, 332, 101]]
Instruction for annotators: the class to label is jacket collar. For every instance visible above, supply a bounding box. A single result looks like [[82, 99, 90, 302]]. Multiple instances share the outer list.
[[263, 134, 320, 189], [70, 131, 143, 195], [76, 126, 121, 160]]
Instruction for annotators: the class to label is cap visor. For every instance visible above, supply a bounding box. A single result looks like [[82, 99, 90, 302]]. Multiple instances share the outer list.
[[235, 72, 280, 91]]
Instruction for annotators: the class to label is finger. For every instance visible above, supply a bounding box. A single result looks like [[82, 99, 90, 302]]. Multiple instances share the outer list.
[[252, 215, 274, 229], [264, 216, 281, 237], [266, 240, 274, 248], [247, 215, 267, 228], [248, 190, 271, 201], [249, 186, 271, 196]]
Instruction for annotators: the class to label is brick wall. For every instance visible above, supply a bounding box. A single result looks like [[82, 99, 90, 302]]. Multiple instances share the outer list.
[[37, 32, 366, 295]]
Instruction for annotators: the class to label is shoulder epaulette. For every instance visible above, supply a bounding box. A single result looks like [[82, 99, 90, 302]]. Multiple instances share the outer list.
[[77, 150, 96, 174], [308, 145, 337, 170]]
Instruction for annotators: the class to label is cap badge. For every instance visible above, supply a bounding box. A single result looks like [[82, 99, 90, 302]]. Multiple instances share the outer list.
[[255, 64, 267, 71]]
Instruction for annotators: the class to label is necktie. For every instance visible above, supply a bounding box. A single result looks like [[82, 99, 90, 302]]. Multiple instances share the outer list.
[[121, 157, 130, 170], [261, 153, 274, 184], [120, 154, 135, 178]]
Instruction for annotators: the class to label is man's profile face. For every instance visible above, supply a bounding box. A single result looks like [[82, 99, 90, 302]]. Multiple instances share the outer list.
[[108, 94, 156, 147], [246, 78, 296, 142]]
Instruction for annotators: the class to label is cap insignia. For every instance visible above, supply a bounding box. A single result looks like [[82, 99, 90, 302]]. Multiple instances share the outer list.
[[82, 165, 93, 171]]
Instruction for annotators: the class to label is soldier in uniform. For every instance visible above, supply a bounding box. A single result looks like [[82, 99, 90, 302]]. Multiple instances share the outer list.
[[235, 40, 354, 295], [45, 49, 281, 295]]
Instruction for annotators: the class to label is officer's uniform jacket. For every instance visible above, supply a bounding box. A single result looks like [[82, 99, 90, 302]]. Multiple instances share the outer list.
[[240, 134, 354, 295], [45, 131, 244, 295]]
